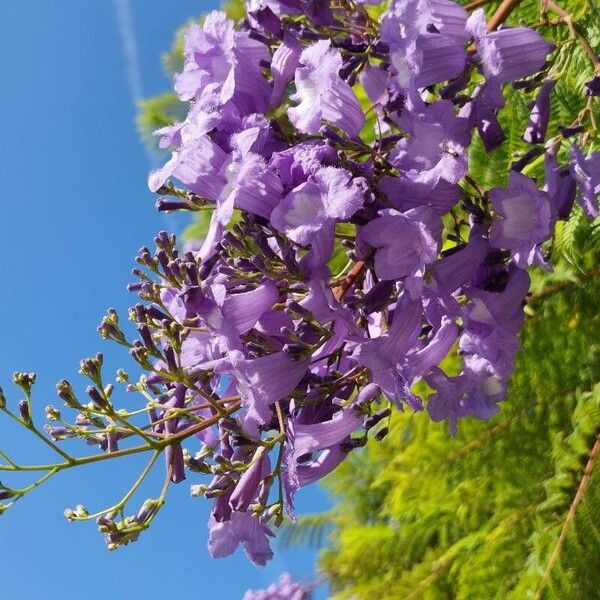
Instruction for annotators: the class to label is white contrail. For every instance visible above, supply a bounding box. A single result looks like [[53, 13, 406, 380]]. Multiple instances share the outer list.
[[112, 0, 144, 105]]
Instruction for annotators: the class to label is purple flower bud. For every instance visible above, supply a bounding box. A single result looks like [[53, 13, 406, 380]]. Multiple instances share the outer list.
[[86, 386, 107, 409], [558, 124, 585, 137], [569, 144, 600, 219], [364, 408, 391, 429], [166, 443, 186, 483], [511, 146, 544, 172], [523, 80, 555, 144], [230, 448, 270, 512], [375, 427, 389, 441], [18, 400, 31, 424], [584, 75, 600, 96], [46, 426, 69, 441], [156, 199, 189, 212], [56, 379, 79, 408], [135, 321, 152, 346], [544, 149, 576, 221], [249, 6, 282, 37]]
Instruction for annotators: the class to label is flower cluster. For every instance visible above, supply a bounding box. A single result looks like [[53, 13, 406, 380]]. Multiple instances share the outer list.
[[243, 572, 310, 600], [137, 0, 600, 562], [0, 0, 598, 573]]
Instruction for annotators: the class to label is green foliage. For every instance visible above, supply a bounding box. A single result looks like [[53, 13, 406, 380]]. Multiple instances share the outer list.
[[136, 0, 245, 240], [136, 0, 245, 151], [306, 5, 600, 594], [465, 0, 600, 268], [312, 271, 600, 599], [137, 92, 187, 149]]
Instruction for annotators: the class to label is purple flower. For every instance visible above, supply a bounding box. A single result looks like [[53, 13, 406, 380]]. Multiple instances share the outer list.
[[382, 0, 467, 91], [283, 404, 364, 508], [379, 176, 461, 214], [387, 33, 466, 90], [426, 231, 489, 298], [174, 12, 236, 102], [299, 222, 335, 274], [569, 144, 600, 219], [289, 405, 363, 459], [428, 266, 530, 434], [270, 142, 337, 190], [229, 448, 271, 512], [148, 136, 229, 196], [270, 33, 302, 106], [427, 369, 470, 435], [544, 148, 576, 221], [288, 40, 365, 137], [217, 152, 284, 224], [360, 207, 442, 281], [175, 11, 271, 114], [403, 316, 458, 381], [208, 511, 274, 565], [489, 171, 552, 268], [459, 82, 506, 152], [286, 445, 346, 505], [460, 266, 530, 378], [150, 129, 283, 227], [271, 167, 367, 244], [427, 366, 506, 434], [355, 292, 423, 407], [468, 9, 553, 83], [426, 267, 529, 435], [243, 572, 310, 600], [390, 101, 471, 186], [190, 281, 280, 343], [231, 351, 308, 423], [523, 80, 555, 144]]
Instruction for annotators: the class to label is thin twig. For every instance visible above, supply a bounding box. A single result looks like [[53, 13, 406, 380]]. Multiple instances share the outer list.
[[333, 261, 366, 301], [543, 0, 600, 67], [534, 433, 600, 599], [526, 268, 600, 304], [465, 0, 495, 10], [486, 0, 522, 32], [0, 401, 241, 473]]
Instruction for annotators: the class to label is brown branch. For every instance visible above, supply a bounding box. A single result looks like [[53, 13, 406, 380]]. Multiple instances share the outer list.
[[446, 415, 518, 461], [405, 561, 451, 600], [534, 433, 600, 600], [465, 0, 494, 10], [543, 0, 600, 67], [333, 260, 366, 301], [0, 401, 242, 473], [486, 0, 522, 32], [526, 268, 600, 305]]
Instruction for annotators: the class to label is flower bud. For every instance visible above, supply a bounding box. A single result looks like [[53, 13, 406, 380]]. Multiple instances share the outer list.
[[375, 427, 389, 441], [261, 503, 282, 524], [13, 372, 36, 395], [64, 508, 75, 521], [45, 405, 61, 421], [191, 484, 208, 497], [0, 482, 17, 501], [18, 400, 32, 425], [86, 386, 107, 410]]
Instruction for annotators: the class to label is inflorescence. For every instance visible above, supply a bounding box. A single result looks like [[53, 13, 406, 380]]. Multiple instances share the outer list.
[[0, 0, 599, 574]]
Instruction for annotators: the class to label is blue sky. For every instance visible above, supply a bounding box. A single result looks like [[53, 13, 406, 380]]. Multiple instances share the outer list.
[[0, 2, 328, 597]]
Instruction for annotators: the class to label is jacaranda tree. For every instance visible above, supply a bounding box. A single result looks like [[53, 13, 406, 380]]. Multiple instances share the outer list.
[[2, 0, 599, 598]]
